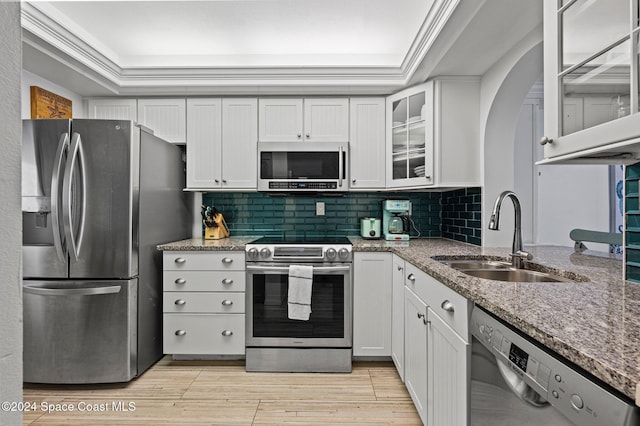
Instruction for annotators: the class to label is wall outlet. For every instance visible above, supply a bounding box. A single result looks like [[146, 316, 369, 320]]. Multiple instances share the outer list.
[[316, 202, 325, 216]]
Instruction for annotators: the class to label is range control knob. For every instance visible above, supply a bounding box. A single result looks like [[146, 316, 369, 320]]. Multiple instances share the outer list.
[[338, 248, 349, 259], [247, 248, 258, 259], [326, 248, 337, 260], [570, 394, 584, 410], [260, 247, 271, 258]]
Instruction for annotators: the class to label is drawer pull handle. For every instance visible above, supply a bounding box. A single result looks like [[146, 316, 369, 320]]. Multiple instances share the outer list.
[[407, 273, 415, 282], [175, 278, 186, 285], [175, 299, 186, 305], [222, 278, 234, 285], [221, 257, 233, 264], [221, 300, 233, 306], [175, 330, 186, 336], [221, 330, 233, 337], [441, 300, 455, 313], [174, 257, 186, 264]]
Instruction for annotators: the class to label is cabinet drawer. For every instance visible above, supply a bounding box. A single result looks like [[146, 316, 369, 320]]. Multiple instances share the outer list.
[[163, 292, 245, 314], [163, 314, 245, 355], [405, 263, 469, 340], [163, 251, 245, 271], [163, 270, 246, 292]]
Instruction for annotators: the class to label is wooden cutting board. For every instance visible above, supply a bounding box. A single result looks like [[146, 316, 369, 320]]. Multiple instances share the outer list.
[[30, 86, 72, 119]]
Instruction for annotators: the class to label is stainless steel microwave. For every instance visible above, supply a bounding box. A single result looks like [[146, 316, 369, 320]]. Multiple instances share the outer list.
[[258, 142, 349, 192]]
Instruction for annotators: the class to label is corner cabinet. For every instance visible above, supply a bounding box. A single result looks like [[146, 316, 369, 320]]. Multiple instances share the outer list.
[[258, 98, 349, 142], [386, 78, 480, 189], [349, 98, 386, 189], [542, 0, 640, 163], [186, 98, 257, 190], [162, 251, 246, 357], [352, 252, 392, 357]]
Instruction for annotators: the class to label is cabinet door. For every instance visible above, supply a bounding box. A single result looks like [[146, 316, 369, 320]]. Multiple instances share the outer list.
[[222, 98, 258, 189], [542, 0, 640, 160], [137, 99, 186, 143], [353, 252, 392, 357], [427, 308, 470, 426], [404, 287, 428, 425], [258, 99, 303, 142], [391, 255, 405, 380], [186, 98, 222, 189], [386, 83, 433, 188], [304, 98, 349, 142], [87, 99, 137, 121], [349, 98, 386, 189]]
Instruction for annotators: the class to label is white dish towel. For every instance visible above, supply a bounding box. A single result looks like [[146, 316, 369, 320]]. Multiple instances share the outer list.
[[287, 264, 313, 321]]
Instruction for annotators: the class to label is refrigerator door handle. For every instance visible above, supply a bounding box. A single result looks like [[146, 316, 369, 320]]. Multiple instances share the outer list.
[[62, 132, 87, 261], [51, 132, 69, 261], [23, 284, 122, 296]]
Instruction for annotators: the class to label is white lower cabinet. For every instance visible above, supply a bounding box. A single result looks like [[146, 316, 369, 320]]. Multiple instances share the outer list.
[[427, 307, 470, 426], [404, 286, 428, 421], [403, 262, 471, 426], [353, 252, 392, 356], [162, 251, 245, 356], [391, 254, 405, 380]]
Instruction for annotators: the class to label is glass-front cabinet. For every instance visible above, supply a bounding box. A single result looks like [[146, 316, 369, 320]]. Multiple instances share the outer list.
[[386, 83, 434, 188], [542, 0, 640, 162]]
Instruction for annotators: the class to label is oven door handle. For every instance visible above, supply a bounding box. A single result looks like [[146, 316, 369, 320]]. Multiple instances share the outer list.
[[246, 265, 351, 272]]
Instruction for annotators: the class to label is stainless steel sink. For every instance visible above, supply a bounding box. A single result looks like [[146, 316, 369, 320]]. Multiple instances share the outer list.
[[459, 268, 572, 283], [436, 257, 578, 283], [442, 260, 511, 270]]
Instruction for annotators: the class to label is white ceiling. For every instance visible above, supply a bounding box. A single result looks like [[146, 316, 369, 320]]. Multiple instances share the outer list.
[[39, 0, 433, 68], [21, 0, 543, 96]]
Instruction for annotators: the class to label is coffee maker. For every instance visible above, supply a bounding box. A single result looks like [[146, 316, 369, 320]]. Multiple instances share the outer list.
[[382, 200, 411, 241]]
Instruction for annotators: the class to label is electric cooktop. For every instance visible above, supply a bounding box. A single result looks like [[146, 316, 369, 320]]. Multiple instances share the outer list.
[[249, 236, 351, 245]]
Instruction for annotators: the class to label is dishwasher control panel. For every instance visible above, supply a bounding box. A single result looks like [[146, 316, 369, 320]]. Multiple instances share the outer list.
[[471, 306, 640, 426]]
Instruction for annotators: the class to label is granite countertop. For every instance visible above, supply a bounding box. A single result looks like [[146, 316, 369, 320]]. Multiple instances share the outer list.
[[158, 236, 640, 406]]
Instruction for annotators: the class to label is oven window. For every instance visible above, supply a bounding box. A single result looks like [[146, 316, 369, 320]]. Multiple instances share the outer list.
[[260, 152, 342, 179], [252, 273, 345, 338]]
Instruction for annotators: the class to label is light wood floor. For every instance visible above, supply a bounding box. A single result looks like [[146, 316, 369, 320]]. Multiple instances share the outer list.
[[22, 357, 421, 425]]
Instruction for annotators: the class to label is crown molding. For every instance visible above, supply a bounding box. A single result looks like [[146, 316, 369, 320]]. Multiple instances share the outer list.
[[21, 0, 460, 96]]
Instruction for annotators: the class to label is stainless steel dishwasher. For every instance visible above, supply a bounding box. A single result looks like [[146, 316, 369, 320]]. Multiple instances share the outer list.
[[470, 305, 640, 425]]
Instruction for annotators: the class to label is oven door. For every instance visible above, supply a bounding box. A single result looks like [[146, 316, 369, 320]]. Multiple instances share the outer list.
[[246, 263, 352, 348]]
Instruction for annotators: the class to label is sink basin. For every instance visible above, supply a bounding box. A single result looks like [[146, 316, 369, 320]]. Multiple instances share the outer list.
[[435, 256, 580, 283], [459, 268, 572, 283], [442, 260, 511, 270]]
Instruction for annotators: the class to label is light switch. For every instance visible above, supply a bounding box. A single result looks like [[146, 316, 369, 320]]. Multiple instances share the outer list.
[[316, 202, 325, 216]]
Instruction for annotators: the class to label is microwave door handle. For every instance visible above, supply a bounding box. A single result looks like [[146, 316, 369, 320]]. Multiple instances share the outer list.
[[62, 132, 87, 261], [51, 133, 69, 261], [338, 145, 343, 188]]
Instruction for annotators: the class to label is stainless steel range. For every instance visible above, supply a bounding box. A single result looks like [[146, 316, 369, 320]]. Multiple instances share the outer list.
[[245, 236, 353, 372]]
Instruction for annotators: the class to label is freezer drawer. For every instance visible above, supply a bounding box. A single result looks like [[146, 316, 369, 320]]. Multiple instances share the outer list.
[[23, 279, 137, 384]]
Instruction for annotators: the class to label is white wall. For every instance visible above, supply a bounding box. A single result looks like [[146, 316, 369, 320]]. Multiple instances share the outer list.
[[0, 2, 23, 426], [481, 26, 543, 248], [21, 69, 85, 119]]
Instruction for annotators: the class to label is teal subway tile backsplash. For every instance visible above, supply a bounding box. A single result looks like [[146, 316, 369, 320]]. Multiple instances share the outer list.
[[625, 163, 640, 282], [202, 188, 482, 245]]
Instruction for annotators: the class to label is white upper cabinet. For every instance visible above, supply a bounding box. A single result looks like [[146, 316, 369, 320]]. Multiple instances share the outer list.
[[137, 98, 186, 144], [386, 78, 480, 189], [542, 0, 640, 163], [87, 99, 137, 121], [186, 98, 222, 189], [349, 98, 386, 189], [186, 98, 257, 190], [259, 98, 349, 142]]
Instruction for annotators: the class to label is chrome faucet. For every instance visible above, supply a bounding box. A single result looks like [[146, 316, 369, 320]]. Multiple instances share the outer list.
[[488, 190, 532, 268]]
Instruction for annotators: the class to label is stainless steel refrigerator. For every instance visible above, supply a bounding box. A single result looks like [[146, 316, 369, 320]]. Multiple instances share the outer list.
[[22, 119, 191, 384]]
